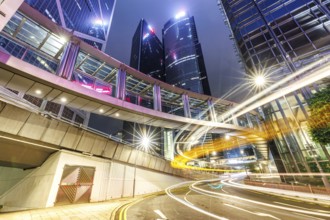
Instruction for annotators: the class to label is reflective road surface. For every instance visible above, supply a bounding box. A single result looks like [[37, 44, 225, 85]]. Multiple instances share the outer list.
[[119, 178, 330, 220]]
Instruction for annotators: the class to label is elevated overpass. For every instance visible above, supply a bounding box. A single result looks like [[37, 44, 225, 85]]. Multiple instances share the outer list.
[[0, 1, 329, 212], [0, 1, 267, 160], [0, 2, 266, 211]]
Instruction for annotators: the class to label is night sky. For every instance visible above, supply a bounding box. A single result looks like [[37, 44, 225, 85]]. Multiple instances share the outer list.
[[106, 0, 245, 102]]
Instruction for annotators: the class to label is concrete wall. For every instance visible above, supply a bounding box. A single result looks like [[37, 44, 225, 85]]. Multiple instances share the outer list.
[[0, 151, 186, 212], [0, 153, 60, 211], [0, 167, 32, 195], [0, 102, 181, 176]]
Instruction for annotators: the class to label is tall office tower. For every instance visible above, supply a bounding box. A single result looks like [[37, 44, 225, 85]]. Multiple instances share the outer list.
[[24, 0, 116, 51], [163, 12, 214, 149], [123, 19, 164, 156], [130, 19, 165, 81], [163, 11, 211, 95], [218, 0, 330, 76], [219, 0, 330, 184]]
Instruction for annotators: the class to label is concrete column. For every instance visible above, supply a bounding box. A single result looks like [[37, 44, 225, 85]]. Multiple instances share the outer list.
[[57, 104, 65, 119], [115, 69, 126, 100], [182, 94, 191, 118], [83, 112, 91, 127], [153, 84, 162, 111], [207, 99, 217, 122], [56, 40, 80, 80], [0, 0, 24, 31], [39, 100, 47, 111]]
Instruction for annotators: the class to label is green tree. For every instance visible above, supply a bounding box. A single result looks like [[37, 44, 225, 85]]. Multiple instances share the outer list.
[[308, 85, 330, 145]]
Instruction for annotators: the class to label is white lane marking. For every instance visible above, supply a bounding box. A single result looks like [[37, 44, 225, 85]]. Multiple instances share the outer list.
[[255, 212, 281, 220], [165, 183, 229, 220], [293, 212, 325, 220], [224, 203, 281, 220], [184, 190, 195, 206], [221, 188, 229, 194], [274, 202, 330, 213], [190, 180, 330, 218], [154, 209, 168, 219]]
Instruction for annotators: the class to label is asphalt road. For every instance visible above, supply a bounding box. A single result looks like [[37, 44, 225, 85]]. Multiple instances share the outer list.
[[123, 180, 330, 220]]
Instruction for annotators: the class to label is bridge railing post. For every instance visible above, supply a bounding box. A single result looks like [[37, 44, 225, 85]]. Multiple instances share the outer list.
[[207, 99, 217, 122], [115, 69, 126, 100], [153, 84, 162, 111], [182, 94, 191, 118], [56, 39, 80, 80]]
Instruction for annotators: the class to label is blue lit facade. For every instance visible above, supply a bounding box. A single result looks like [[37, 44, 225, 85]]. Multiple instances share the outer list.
[[130, 19, 165, 81], [219, 0, 330, 75], [123, 19, 165, 156], [163, 14, 211, 95], [24, 0, 116, 51], [219, 0, 330, 185]]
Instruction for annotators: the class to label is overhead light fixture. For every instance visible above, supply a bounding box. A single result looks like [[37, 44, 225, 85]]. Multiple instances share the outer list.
[[115, 112, 120, 117], [35, 89, 42, 95], [99, 108, 104, 113], [60, 97, 67, 103]]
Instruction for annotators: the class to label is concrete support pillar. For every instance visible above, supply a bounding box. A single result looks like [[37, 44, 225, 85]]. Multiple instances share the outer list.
[[56, 40, 80, 80], [115, 69, 126, 100], [182, 94, 191, 118], [39, 100, 47, 111], [57, 104, 65, 119], [83, 111, 91, 127], [207, 99, 217, 122], [153, 84, 162, 111]]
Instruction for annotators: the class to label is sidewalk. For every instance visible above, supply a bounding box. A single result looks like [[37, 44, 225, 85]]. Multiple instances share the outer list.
[[0, 198, 136, 220]]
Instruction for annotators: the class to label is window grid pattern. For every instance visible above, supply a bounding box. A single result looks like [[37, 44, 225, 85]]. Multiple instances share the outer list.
[[221, 0, 330, 72]]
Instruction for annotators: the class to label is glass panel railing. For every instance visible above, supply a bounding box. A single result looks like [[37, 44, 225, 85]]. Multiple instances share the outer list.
[[3, 13, 66, 59]]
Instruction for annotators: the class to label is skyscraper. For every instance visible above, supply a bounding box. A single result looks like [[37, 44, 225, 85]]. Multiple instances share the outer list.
[[123, 19, 164, 156], [24, 0, 116, 51], [163, 11, 211, 95], [130, 19, 165, 81], [219, 0, 330, 76], [219, 0, 330, 185]]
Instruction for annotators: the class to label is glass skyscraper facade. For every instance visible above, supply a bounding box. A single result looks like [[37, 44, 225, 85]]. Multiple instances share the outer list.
[[219, 0, 330, 186], [24, 0, 116, 51], [163, 12, 211, 95], [130, 19, 165, 81], [219, 0, 330, 75], [123, 19, 164, 156]]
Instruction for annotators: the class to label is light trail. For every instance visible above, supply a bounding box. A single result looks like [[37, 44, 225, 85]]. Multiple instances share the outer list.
[[248, 172, 330, 177], [219, 54, 330, 121], [165, 182, 229, 220], [273, 202, 330, 214], [189, 179, 330, 218], [223, 203, 281, 220], [170, 55, 330, 173], [154, 209, 168, 219]]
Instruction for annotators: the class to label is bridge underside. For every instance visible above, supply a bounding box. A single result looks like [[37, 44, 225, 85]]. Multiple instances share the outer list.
[[0, 133, 56, 169]]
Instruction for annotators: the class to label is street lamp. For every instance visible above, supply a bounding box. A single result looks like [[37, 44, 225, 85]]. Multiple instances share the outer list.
[[141, 136, 150, 150]]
